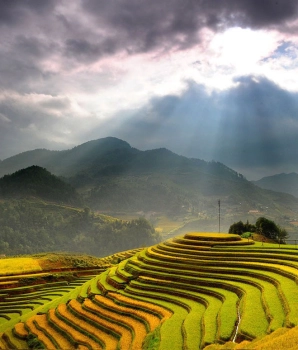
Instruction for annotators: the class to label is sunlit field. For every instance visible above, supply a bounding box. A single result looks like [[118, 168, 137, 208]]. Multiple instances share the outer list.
[[2, 233, 298, 349]]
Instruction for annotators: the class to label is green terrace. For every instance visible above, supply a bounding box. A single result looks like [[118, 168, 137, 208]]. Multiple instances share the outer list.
[[2, 232, 298, 349]]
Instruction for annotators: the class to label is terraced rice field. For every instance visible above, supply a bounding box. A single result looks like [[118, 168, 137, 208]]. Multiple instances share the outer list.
[[2, 233, 298, 349]]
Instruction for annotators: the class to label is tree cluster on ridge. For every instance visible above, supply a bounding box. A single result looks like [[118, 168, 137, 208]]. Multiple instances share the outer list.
[[229, 217, 289, 243]]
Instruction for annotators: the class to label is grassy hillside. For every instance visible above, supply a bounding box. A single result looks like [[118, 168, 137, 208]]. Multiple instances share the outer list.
[[2, 233, 298, 349], [0, 249, 141, 338], [0, 199, 160, 256]]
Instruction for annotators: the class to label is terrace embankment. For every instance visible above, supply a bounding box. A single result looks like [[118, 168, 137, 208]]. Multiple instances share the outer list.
[[3, 232, 298, 349]]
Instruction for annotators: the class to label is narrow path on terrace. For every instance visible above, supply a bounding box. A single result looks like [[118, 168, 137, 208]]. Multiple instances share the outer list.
[[232, 299, 242, 343]]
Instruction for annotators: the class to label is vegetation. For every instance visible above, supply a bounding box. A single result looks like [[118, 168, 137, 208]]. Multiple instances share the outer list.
[[229, 217, 289, 242], [252, 172, 298, 198], [0, 199, 160, 256], [1, 137, 298, 224], [0, 166, 80, 205], [0, 249, 140, 336], [2, 232, 298, 348], [1, 138, 298, 348]]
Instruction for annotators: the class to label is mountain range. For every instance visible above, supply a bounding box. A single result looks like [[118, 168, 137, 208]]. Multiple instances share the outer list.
[[0, 137, 298, 233], [253, 173, 298, 198]]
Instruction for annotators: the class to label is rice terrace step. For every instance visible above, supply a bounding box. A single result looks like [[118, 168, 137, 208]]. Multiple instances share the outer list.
[[1, 233, 298, 349]]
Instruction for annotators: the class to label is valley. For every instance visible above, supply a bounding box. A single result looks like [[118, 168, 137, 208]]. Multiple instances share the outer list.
[[1, 137, 298, 248], [0, 138, 298, 349]]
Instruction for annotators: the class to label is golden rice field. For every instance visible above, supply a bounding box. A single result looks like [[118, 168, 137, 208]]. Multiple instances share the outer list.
[[0, 258, 41, 275], [2, 233, 298, 349]]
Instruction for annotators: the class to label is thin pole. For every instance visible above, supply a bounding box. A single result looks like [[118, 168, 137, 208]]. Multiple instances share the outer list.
[[218, 199, 221, 233]]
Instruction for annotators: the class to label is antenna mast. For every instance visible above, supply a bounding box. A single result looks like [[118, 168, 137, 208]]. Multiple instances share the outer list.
[[218, 199, 221, 233]]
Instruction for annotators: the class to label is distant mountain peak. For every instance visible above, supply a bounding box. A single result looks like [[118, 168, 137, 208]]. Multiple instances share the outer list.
[[72, 137, 131, 151], [0, 165, 79, 204], [253, 172, 298, 198]]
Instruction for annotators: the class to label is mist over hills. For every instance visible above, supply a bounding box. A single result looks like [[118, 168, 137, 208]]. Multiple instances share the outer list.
[[253, 173, 298, 198], [0, 138, 132, 178], [0, 162, 160, 256], [0, 137, 298, 232], [0, 165, 80, 205]]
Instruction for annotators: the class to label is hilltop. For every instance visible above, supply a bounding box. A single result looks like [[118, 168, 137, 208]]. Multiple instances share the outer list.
[[0, 165, 80, 205], [0, 137, 298, 234], [253, 172, 298, 198], [0, 137, 132, 178]]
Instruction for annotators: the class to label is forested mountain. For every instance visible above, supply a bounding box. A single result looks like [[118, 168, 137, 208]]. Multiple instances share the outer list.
[[253, 173, 298, 198], [0, 138, 132, 178], [0, 137, 242, 180], [0, 199, 160, 256], [0, 137, 298, 222], [0, 165, 80, 205]]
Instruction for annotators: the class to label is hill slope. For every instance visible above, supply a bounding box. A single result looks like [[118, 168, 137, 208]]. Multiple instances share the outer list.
[[0, 165, 80, 204], [0, 199, 160, 256], [0, 137, 132, 178], [253, 172, 298, 198], [3, 232, 298, 349], [0, 138, 298, 229]]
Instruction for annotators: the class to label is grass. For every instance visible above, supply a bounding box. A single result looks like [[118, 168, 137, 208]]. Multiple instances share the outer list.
[[184, 232, 241, 241], [37, 310, 73, 350], [126, 277, 229, 349], [4, 232, 298, 349], [0, 258, 41, 275], [82, 297, 141, 350], [108, 292, 172, 326], [121, 286, 187, 350], [233, 282, 269, 339], [1, 329, 28, 349], [25, 316, 52, 349], [58, 302, 111, 348], [55, 304, 102, 349], [245, 276, 285, 333]]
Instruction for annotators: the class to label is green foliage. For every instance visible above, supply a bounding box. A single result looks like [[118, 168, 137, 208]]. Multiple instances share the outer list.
[[256, 217, 279, 239], [229, 220, 255, 235], [229, 217, 288, 242], [0, 199, 161, 256], [276, 226, 289, 243], [142, 326, 161, 350], [0, 166, 80, 205], [0, 138, 298, 222], [27, 333, 45, 349], [256, 217, 289, 242], [241, 232, 252, 239]]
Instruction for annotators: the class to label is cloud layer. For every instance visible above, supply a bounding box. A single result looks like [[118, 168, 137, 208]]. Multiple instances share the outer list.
[[0, 0, 298, 179]]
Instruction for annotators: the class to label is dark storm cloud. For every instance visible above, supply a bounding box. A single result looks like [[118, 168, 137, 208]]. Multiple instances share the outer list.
[[64, 38, 118, 62], [0, 45, 54, 93], [0, 0, 298, 181], [80, 0, 298, 55], [0, 0, 297, 81], [0, 0, 57, 26], [86, 75, 298, 179]]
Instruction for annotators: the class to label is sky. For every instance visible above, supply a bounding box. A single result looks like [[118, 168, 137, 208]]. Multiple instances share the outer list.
[[1, 0, 298, 180]]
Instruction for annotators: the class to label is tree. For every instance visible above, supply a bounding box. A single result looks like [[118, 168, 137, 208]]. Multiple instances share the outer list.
[[229, 221, 245, 235], [229, 217, 288, 243], [255, 217, 279, 240], [276, 226, 289, 244], [229, 220, 255, 235]]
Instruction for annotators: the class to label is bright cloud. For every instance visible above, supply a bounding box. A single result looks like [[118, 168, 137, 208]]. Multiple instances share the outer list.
[[1, 0, 298, 179]]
